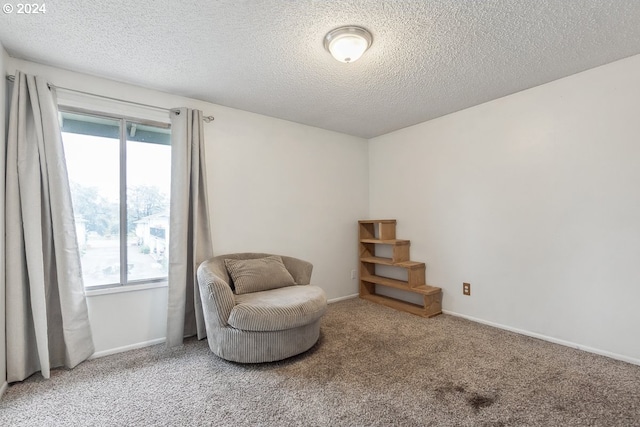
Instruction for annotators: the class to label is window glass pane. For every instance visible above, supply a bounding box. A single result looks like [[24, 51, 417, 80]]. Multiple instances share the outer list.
[[62, 113, 121, 287], [126, 122, 171, 282]]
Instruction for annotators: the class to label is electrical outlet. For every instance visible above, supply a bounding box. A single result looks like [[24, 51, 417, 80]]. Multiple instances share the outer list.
[[463, 282, 471, 296], [351, 270, 357, 280]]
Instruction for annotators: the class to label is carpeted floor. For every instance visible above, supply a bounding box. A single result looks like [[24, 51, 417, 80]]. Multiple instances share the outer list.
[[1, 298, 639, 426]]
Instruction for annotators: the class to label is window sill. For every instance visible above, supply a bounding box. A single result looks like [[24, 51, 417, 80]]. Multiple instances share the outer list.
[[85, 281, 168, 297]]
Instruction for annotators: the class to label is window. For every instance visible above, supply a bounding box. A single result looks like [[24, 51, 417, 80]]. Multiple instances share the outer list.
[[61, 109, 171, 288]]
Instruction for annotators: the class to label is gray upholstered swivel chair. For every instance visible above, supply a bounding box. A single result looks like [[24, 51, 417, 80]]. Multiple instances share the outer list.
[[197, 253, 327, 363]]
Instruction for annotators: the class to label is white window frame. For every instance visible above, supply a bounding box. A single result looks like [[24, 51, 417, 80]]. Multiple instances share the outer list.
[[57, 90, 172, 294]]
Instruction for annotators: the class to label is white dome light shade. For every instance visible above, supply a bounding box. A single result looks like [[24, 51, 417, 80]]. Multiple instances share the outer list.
[[324, 26, 373, 63]]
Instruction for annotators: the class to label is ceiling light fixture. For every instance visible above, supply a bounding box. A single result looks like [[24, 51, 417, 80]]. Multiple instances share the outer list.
[[324, 26, 373, 63]]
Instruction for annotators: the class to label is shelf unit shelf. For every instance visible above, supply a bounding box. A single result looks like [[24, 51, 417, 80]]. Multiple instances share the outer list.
[[359, 238, 410, 245], [358, 219, 442, 318], [360, 256, 424, 268]]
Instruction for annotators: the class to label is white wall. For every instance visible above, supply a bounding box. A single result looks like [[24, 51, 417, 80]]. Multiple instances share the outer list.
[[0, 43, 8, 393], [6, 57, 369, 355], [12, 48, 639, 366], [369, 54, 640, 363]]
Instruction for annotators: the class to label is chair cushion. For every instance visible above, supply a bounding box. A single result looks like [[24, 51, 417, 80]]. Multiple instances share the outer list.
[[229, 285, 327, 332], [225, 255, 296, 295]]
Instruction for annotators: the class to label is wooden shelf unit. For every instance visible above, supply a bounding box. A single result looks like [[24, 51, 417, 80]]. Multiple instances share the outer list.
[[358, 219, 442, 318]]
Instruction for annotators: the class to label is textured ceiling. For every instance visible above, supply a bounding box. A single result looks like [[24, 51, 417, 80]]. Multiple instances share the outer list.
[[2, 1, 640, 138]]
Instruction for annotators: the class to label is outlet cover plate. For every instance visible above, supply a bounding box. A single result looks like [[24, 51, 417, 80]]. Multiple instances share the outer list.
[[463, 282, 471, 296]]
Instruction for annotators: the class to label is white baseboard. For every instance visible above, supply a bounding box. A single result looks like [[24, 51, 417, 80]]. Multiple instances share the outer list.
[[88, 295, 360, 359], [0, 381, 8, 400], [89, 337, 166, 359], [328, 293, 358, 304], [443, 309, 640, 367]]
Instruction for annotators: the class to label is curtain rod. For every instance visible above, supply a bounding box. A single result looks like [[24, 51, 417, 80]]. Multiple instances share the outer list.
[[5, 74, 215, 123]]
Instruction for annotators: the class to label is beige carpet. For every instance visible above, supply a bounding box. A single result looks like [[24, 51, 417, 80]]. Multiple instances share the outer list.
[[1, 298, 639, 426]]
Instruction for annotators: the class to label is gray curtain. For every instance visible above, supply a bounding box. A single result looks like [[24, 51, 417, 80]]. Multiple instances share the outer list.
[[166, 108, 213, 347], [5, 71, 94, 382]]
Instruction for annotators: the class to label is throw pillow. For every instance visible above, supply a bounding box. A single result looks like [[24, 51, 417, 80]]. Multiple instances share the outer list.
[[225, 255, 296, 295]]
